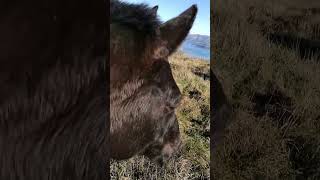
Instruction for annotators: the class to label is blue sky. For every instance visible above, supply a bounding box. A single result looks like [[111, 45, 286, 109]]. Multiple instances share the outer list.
[[122, 0, 210, 36]]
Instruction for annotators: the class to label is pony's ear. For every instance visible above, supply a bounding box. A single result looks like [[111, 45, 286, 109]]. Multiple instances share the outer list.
[[151, 5, 158, 16], [159, 5, 197, 55]]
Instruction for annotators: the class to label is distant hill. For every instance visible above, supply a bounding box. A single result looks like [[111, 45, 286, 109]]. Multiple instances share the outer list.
[[184, 34, 210, 49]]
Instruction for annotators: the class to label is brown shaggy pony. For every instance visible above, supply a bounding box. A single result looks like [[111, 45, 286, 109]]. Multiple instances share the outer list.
[[110, 0, 197, 164], [0, 0, 106, 179]]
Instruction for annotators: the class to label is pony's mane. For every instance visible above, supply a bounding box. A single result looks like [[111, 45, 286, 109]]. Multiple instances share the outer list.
[[110, 0, 161, 36]]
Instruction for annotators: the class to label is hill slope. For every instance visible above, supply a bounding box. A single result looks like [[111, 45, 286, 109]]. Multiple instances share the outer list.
[[184, 34, 210, 49], [212, 0, 320, 179]]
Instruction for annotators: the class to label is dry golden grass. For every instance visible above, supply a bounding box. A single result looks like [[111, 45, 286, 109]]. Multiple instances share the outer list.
[[212, 0, 320, 179]]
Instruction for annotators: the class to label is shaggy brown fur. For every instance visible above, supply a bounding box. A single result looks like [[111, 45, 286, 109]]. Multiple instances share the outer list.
[[0, 0, 107, 179], [110, 0, 197, 163]]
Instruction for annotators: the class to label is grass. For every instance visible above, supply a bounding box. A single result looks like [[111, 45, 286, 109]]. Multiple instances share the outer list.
[[110, 52, 210, 179], [212, 0, 320, 179]]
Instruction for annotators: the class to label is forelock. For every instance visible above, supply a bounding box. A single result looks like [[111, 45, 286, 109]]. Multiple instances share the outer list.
[[110, 0, 161, 37]]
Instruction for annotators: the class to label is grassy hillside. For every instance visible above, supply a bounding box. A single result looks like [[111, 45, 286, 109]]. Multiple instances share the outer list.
[[212, 0, 320, 179], [110, 52, 210, 179]]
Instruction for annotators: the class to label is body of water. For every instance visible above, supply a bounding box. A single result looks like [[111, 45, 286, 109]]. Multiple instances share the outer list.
[[180, 41, 210, 60]]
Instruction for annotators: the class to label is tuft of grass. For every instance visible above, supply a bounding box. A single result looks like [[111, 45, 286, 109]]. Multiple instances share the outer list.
[[212, 0, 320, 179], [110, 52, 210, 180]]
